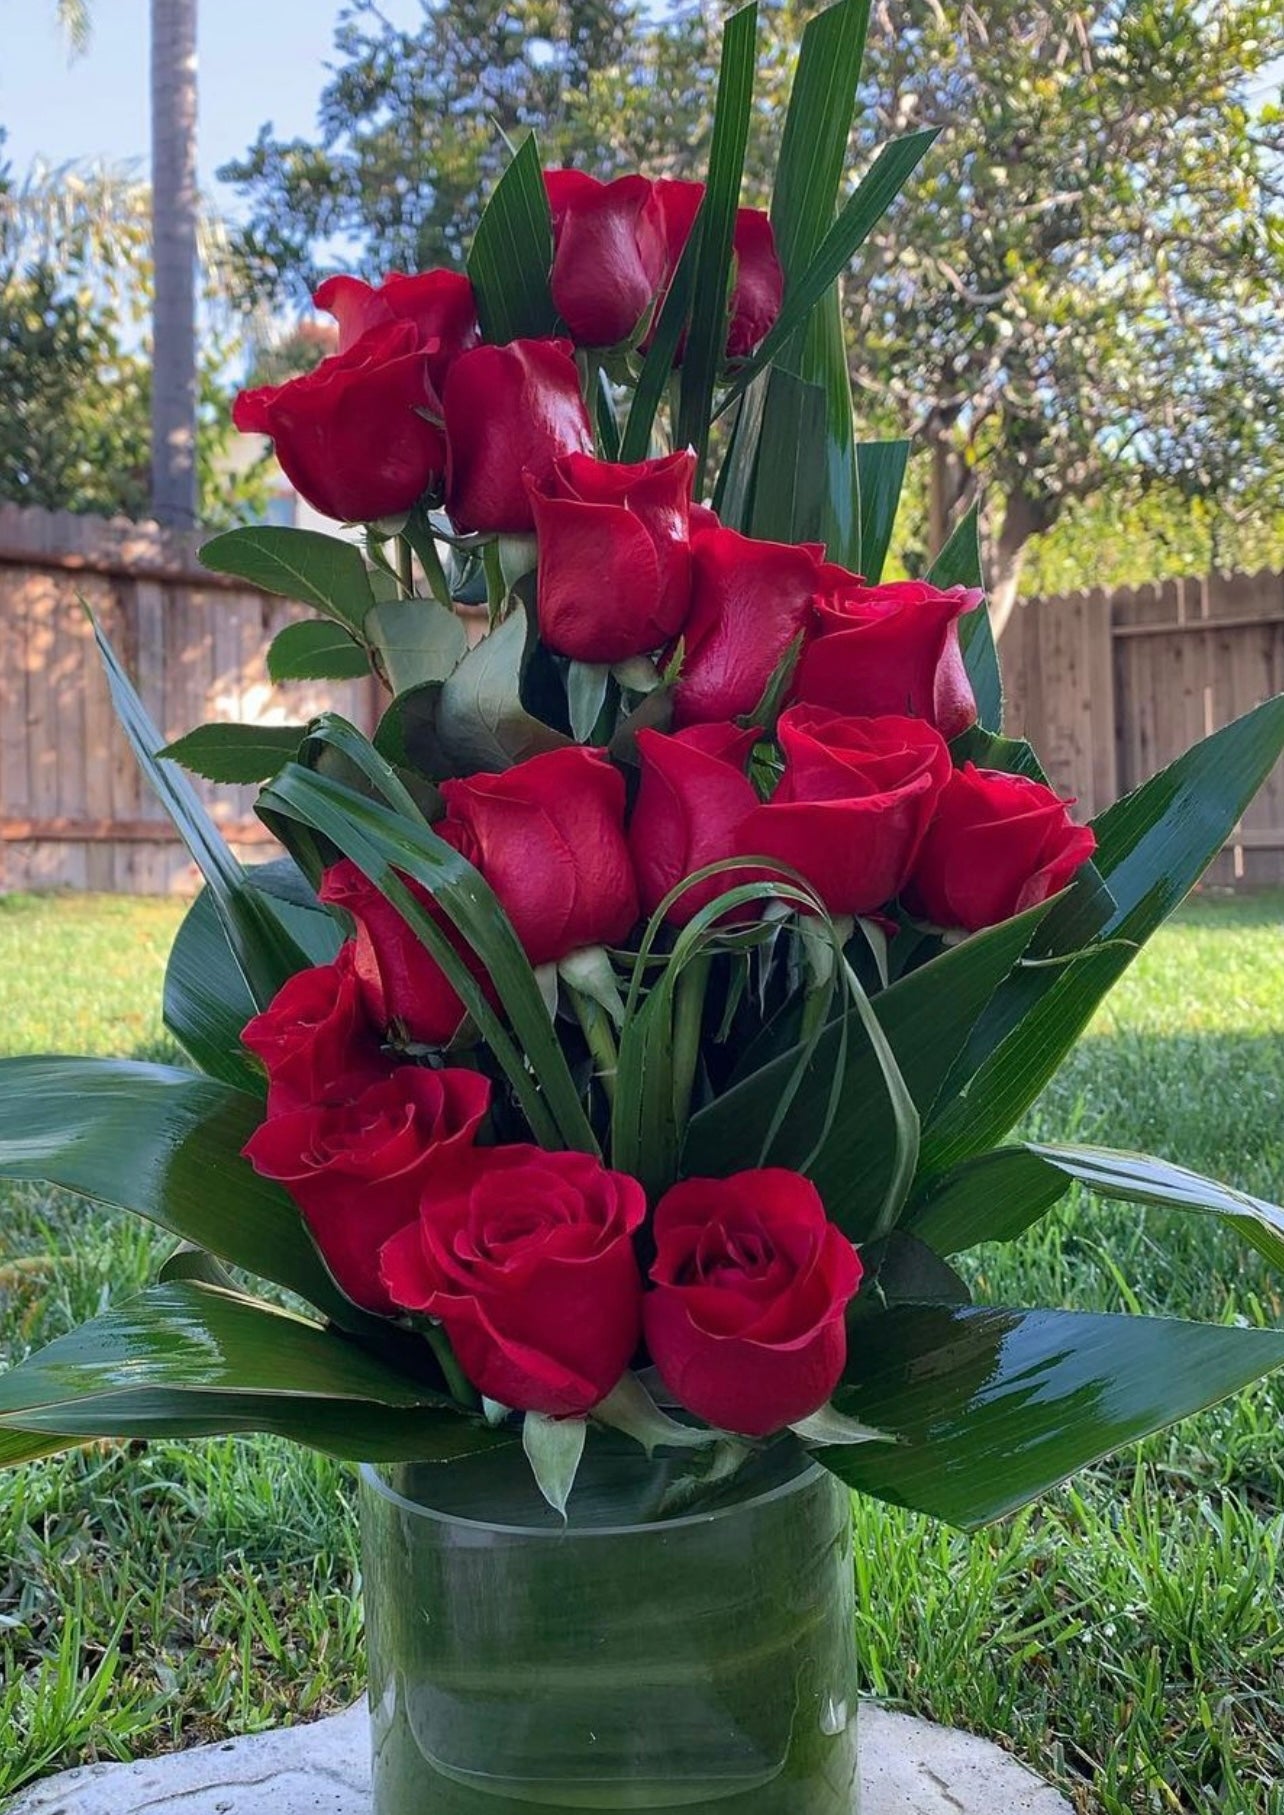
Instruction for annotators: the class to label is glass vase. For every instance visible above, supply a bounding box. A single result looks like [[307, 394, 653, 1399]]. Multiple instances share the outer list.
[[359, 1440, 859, 1813]]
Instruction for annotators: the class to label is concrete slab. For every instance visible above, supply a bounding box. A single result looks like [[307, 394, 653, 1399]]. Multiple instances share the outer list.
[[7, 1699, 1072, 1814]]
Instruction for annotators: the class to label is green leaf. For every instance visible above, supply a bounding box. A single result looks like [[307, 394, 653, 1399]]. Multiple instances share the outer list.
[[91, 613, 311, 1013], [0, 1058, 351, 1322], [779, 288, 860, 566], [684, 899, 1053, 1239], [0, 1426, 79, 1468], [855, 1229, 972, 1308], [949, 723, 1048, 784], [467, 132, 557, 344], [723, 130, 938, 416], [159, 722, 307, 785], [904, 1146, 1072, 1255], [267, 618, 371, 683], [746, 366, 829, 546], [821, 1305, 1284, 1529], [163, 875, 340, 1092], [567, 661, 612, 743], [855, 439, 910, 584], [619, 222, 700, 465], [374, 681, 451, 778], [522, 1411, 587, 1518], [199, 527, 376, 633], [436, 607, 571, 773], [158, 1242, 239, 1290], [677, 1, 758, 484], [711, 371, 768, 532], [0, 1282, 506, 1466], [258, 762, 597, 1156], [928, 504, 1001, 732], [365, 597, 468, 696]]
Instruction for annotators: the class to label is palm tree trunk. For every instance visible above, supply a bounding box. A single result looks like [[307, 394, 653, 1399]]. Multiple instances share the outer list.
[[150, 0, 198, 527]]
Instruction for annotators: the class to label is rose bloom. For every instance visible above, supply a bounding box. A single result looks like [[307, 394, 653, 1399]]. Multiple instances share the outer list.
[[233, 320, 445, 523], [649, 179, 785, 360], [904, 764, 1097, 931], [792, 578, 984, 741], [745, 707, 953, 916], [673, 527, 835, 728], [644, 1169, 863, 1438], [380, 1145, 647, 1415], [629, 723, 762, 925], [443, 338, 594, 534], [240, 943, 390, 1111], [438, 745, 638, 966], [529, 450, 697, 663], [544, 170, 668, 348], [242, 1066, 490, 1313], [313, 269, 479, 395], [319, 861, 490, 1050]]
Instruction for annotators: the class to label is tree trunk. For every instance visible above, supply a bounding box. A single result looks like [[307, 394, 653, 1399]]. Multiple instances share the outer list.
[[988, 490, 1045, 640], [150, 0, 198, 527]]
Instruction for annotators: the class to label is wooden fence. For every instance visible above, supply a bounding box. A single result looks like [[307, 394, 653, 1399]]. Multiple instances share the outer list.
[[1000, 569, 1284, 887], [1, 505, 1282, 892], [0, 504, 377, 892]]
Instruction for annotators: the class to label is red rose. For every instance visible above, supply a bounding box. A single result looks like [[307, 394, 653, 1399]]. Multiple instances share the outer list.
[[673, 527, 835, 728], [240, 943, 391, 1111], [233, 321, 444, 523], [438, 746, 638, 965], [318, 860, 488, 1049], [644, 1169, 862, 1438], [529, 450, 696, 663], [242, 1066, 489, 1314], [650, 181, 784, 360], [545, 170, 667, 348], [313, 269, 479, 394], [379, 1145, 647, 1415], [629, 723, 762, 925], [904, 764, 1097, 932], [744, 707, 952, 916], [443, 338, 594, 534], [792, 578, 984, 740]]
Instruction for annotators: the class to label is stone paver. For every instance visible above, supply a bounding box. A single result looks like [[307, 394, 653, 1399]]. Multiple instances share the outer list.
[[8, 1699, 1072, 1813]]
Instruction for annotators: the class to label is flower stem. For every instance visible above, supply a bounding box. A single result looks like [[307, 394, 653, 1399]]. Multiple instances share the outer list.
[[423, 1321, 480, 1411], [396, 534, 415, 600], [569, 985, 618, 1106], [414, 529, 455, 611]]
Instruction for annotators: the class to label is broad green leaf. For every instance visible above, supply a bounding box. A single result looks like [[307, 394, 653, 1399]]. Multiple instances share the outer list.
[[365, 597, 468, 695], [928, 504, 1001, 731], [159, 722, 307, 784], [903, 1146, 1071, 1255], [0, 1282, 505, 1466], [949, 723, 1048, 784], [777, 287, 860, 566], [158, 1242, 240, 1290], [436, 607, 571, 773], [199, 527, 376, 633], [0, 1427, 77, 1467], [0, 1058, 350, 1323], [467, 132, 556, 344], [723, 131, 938, 414], [855, 439, 910, 584], [267, 618, 371, 683], [683, 900, 1054, 1237], [747, 366, 829, 546], [92, 613, 310, 1012], [164, 875, 339, 1092], [822, 1304, 1284, 1529], [677, 1, 758, 485], [853, 1230, 971, 1309], [258, 762, 597, 1156]]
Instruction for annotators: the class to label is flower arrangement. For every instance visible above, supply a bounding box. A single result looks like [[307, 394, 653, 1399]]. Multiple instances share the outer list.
[[2, 0, 1284, 1538]]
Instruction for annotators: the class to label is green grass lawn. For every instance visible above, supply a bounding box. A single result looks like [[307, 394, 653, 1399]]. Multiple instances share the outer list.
[[2, 889, 1283, 1813]]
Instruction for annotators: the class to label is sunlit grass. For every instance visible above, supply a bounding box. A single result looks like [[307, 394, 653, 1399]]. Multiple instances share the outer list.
[[2, 888, 1283, 1812]]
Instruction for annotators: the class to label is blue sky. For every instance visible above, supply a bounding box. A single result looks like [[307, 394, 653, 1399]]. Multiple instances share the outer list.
[[0, 0, 420, 216]]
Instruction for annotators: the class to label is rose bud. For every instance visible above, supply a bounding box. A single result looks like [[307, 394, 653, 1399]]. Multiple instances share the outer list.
[[319, 860, 491, 1050], [380, 1145, 647, 1416], [240, 943, 392, 1111], [672, 527, 835, 728], [529, 450, 697, 663], [650, 180, 785, 360], [629, 723, 762, 926], [644, 1169, 863, 1438], [313, 268, 480, 394], [233, 321, 446, 523], [904, 765, 1097, 932], [745, 707, 952, 916], [792, 578, 984, 741], [242, 1066, 490, 1314], [545, 169, 667, 348], [437, 746, 638, 966], [443, 338, 593, 534]]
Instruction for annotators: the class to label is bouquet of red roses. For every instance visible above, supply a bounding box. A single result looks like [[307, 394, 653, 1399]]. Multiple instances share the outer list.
[[2, 0, 1283, 1524]]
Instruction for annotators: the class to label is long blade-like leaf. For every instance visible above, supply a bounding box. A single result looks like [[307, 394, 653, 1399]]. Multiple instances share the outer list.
[[467, 132, 557, 344]]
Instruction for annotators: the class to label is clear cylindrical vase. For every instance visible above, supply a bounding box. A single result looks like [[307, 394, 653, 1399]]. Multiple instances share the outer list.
[[359, 1442, 859, 1813]]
